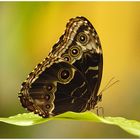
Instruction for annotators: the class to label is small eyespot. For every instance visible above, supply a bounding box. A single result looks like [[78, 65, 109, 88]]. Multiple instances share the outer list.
[[64, 56, 70, 61], [46, 104, 50, 109], [77, 32, 89, 45], [47, 84, 53, 91], [71, 48, 78, 55], [69, 46, 81, 57], [58, 68, 72, 82], [45, 83, 55, 92], [39, 112, 42, 115], [62, 54, 71, 62], [45, 94, 50, 100]]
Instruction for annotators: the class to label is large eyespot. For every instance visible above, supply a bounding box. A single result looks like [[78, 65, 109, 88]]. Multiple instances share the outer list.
[[77, 32, 89, 45], [69, 45, 81, 57], [58, 68, 72, 83], [62, 54, 72, 62]]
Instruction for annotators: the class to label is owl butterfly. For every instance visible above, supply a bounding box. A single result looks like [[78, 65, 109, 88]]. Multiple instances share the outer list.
[[19, 16, 103, 118]]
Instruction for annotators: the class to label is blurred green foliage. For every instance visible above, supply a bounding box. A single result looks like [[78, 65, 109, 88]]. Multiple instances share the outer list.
[[0, 111, 140, 137]]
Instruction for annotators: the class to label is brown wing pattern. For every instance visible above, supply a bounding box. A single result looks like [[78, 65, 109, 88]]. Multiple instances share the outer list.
[[19, 16, 103, 118]]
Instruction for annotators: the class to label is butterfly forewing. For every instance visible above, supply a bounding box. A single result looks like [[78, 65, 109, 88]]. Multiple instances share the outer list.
[[49, 16, 103, 109]]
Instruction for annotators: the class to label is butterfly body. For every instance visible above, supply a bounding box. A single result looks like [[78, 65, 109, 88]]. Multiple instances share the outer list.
[[19, 16, 103, 118]]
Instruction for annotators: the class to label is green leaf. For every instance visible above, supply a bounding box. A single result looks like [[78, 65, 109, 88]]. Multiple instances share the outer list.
[[0, 111, 140, 137]]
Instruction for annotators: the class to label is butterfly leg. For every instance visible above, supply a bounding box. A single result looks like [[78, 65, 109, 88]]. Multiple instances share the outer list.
[[86, 94, 104, 116], [89, 94, 102, 109], [95, 106, 104, 117]]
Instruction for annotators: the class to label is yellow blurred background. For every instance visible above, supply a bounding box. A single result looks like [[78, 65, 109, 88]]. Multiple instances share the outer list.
[[0, 2, 140, 138]]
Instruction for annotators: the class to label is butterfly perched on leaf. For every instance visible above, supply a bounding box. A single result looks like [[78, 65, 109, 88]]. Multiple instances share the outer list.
[[19, 16, 103, 118]]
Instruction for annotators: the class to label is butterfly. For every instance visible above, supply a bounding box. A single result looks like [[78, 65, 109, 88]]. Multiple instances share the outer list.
[[19, 16, 103, 118]]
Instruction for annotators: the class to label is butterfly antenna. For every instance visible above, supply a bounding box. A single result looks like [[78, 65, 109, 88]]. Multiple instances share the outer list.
[[99, 77, 119, 95]]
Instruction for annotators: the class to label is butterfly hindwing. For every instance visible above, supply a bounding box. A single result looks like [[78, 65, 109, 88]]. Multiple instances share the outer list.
[[19, 57, 90, 117]]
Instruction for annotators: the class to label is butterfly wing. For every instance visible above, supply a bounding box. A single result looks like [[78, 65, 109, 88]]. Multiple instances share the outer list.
[[19, 16, 103, 117], [49, 16, 103, 109], [19, 57, 90, 117]]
